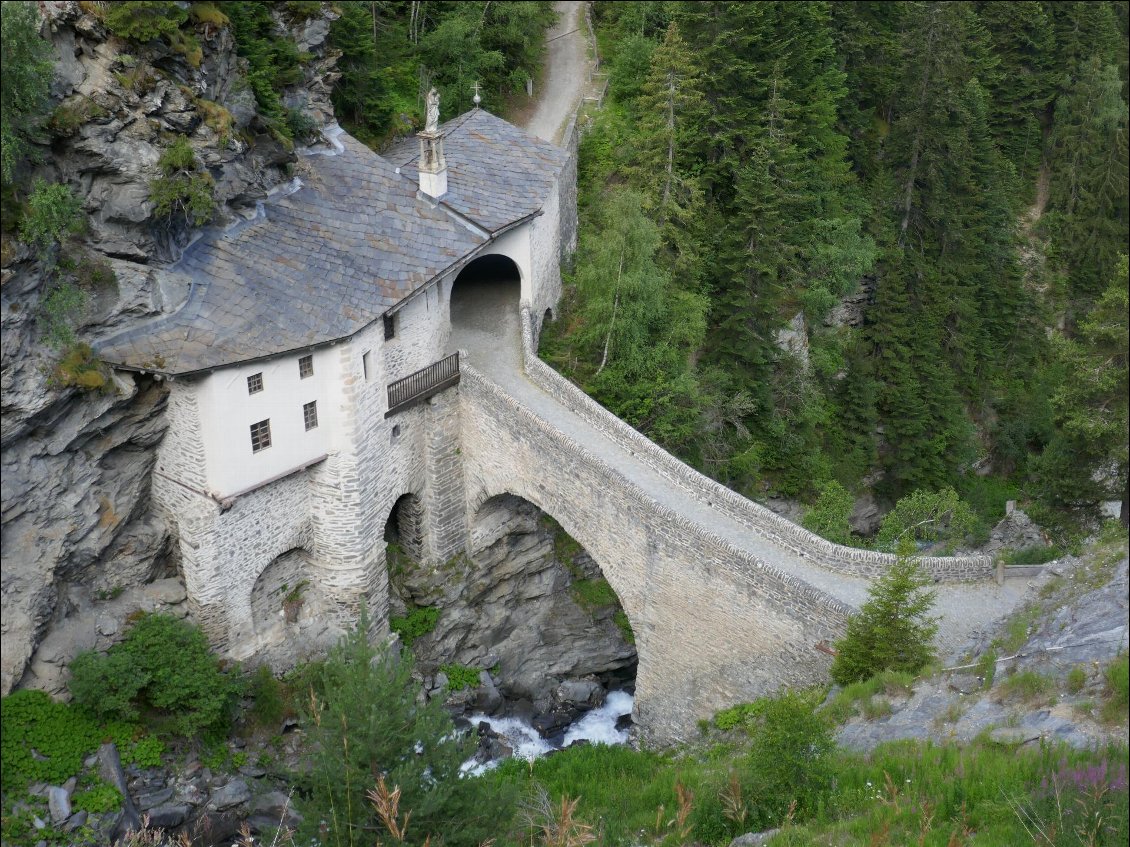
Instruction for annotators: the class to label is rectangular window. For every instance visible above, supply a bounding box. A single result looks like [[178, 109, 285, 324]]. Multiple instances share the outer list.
[[362, 351, 371, 380], [383, 313, 396, 340], [303, 400, 318, 431], [298, 355, 314, 379], [247, 372, 264, 394], [250, 419, 271, 452]]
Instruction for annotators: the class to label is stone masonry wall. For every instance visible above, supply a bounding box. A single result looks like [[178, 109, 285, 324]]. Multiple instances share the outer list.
[[558, 109, 580, 259], [529, 179, 565, 329], [517, 306, 994, 583], [422, 391, 468, 564], [459, 364, 849, 746]]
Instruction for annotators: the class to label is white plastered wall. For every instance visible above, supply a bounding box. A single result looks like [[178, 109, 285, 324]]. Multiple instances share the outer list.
[[195, 346, 344, 498]]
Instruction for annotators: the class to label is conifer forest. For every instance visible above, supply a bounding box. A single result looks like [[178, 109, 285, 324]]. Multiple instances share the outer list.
[[528, 0, 1128, 542]]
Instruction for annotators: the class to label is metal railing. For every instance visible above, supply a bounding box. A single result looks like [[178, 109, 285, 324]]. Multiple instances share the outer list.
[[385, 352, 460, 417]]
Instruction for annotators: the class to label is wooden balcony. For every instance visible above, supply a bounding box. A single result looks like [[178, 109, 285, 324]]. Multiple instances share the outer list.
[[385, 352, 460, 417]]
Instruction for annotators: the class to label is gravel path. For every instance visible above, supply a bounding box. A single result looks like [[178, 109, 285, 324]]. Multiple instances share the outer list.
[[522, 1, 589, 143], [451, 283, 1035, 659]]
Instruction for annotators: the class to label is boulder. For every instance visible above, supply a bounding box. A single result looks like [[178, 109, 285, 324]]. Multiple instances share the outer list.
[[47, 786, 71, 824], [947, 674, 982, 696], [146, 803, 190, 829], [988, 727, 1041, 747], [249, 790, 301, 826], [729, 831, 781, 847], [554, 679, 605, 709], [63, 810, 88, 832], [209, 778, 251, 811], [136, 787, 174, 811]]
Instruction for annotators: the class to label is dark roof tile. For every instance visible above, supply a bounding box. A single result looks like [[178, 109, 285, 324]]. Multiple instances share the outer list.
[[99, 119, 567, 375]]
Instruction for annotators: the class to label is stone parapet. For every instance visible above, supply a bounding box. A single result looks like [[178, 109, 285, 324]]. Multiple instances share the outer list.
[[517, 305, 994, 583]]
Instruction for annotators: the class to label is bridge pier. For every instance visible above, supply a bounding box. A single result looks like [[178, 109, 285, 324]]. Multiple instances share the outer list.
[[421, 391, 469, 565]]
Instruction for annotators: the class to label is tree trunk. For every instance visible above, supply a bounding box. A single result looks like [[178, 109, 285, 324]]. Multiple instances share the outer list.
[[595, 250, 624, 377]]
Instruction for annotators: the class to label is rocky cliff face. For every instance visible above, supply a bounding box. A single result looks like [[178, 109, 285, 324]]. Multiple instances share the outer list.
[[389, 495, 637, 708], [0, 2, 340, 694]]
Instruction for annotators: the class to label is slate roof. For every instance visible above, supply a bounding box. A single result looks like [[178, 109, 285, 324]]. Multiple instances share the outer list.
[[382, 109, 570, 234], [98, 118, 566, 376]]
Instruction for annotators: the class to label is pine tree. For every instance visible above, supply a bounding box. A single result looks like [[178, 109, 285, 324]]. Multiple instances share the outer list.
[[830, 549, 939, 685], [1046, 56, 1129, 312], [631, 21, 707, 270], [976, 0, 1056, 185], [1033, 255, 1129, 523]]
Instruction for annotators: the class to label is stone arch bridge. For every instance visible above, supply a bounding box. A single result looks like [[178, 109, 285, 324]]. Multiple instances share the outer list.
[[394, 269, 1008, 745]]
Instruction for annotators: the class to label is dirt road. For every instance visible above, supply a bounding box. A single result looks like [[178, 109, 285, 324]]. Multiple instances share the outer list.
[[522, 1, 590, 144]]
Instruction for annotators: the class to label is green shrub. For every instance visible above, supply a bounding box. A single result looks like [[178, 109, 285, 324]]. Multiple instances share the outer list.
[[225, 1, 303, 132], [1002, 544, 1062, 566], [114, 64, 157, 94], [19, 180, 84, 256], [571, 577, 618, 610], [713, 701, 760, 731], [53, 343, 108, 390], [389, 605, 439, 647], [72, 780, 122, 814], [285, 107, 318, 141], [69, 613, 238, 737], [104, 1, 188, 42], [998, 670, 1055, 704], [74, 254, 118, 290], [441, 663, 481, 692], [158, 136, 197, 174], [830, 550, 939, 685], [1066, 665, 1087, 694], [248, 664, 286, 727], [47, 96, 107, 137], [298, 614, 512, 847], [121, 733, 165, 767], [1101, 652, 1129, 724], [150, 138, 216, 227], [101, 721, 165, 767], [613, 609, 635, 644], [0, 690, 102, 790], [874, 488, 980, 551], [995, 605, 1041, 654], [742, 688, 836, 829], [38, 283, 87, 350], [975, 651, 998, 688], [802, 480, 856, 545], [823, 671, 913, 725]]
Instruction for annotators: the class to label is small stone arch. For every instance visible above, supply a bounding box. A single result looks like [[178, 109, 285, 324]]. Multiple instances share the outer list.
[[249, 548, 326, 644], [450, 254, 522, 333], [385, 492, 425, 562], [537, 307, 555, 348]]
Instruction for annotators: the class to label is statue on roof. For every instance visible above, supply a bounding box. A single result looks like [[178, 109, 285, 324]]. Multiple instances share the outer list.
[[425, 87, 440, 133]]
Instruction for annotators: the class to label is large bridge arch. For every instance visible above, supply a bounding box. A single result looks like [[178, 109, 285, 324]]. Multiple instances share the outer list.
[[468, 489, 641, 679], [458, 365, 851, 745]]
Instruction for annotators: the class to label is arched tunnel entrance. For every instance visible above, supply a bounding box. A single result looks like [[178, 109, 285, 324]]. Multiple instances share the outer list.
[[384, 491, 637, 750], [449, 254, 523, 366]]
